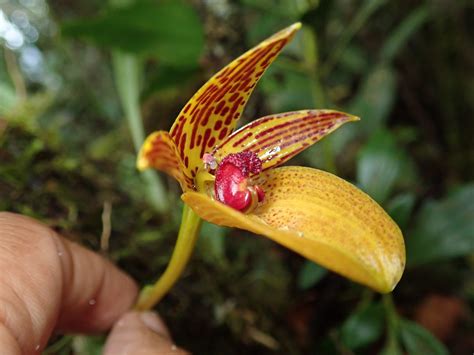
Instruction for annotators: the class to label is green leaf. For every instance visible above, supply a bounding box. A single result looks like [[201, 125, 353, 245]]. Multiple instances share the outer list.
[[340, 302, 385, 349], [407, 184, 474, 267], [297, 261, 328, 289], [348, 65, 397, 133], [241, 0, 315, 19], [61, 0, 204, 66], [261, 66, 314, 112], [381, 6, 430, 62], [357, 130, 415, 204], [387, 193, 416, 230], [323, 0, 389, 74], [399, 319, 449, 355]]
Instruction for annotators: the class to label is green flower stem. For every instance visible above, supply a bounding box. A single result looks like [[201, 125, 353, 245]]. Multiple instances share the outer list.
[[111, 50, 168, 213], [383, 293, 402, 353], [135, 204, 203, 310]]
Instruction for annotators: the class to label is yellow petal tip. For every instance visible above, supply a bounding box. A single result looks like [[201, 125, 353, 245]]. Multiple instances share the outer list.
[[284, 22, 302, 36], [136, 154, 149, 171], [267, 22, 302, 42], [292, 22, 302, 30]]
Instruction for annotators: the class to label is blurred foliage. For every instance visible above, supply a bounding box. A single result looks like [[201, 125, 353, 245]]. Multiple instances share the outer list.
[[399, 319, 449, 355], [340, 301, 385, 350], [1, 0, 473, 354], [406, 184, 474, 267], [357, 129, 417, 204], [62, 0, 204, 67]]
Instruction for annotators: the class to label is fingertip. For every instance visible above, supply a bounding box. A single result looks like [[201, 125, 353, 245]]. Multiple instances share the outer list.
[[104, 311, 188, 355], [139, 311, 170, 337]]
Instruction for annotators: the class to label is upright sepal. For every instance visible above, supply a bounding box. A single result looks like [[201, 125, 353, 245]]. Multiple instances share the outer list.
[[214, 110, 358, 171], [168, 23, 302, 179]]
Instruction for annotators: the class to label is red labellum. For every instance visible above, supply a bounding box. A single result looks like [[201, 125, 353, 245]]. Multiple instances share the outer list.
[[214, 152, 265, 212]]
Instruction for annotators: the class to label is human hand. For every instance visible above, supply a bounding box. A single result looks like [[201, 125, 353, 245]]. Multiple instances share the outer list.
[[0, 212, 187, 354]]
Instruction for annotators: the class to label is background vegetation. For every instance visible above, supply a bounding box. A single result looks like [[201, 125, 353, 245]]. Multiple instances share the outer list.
[[1, 0, 473, 354]]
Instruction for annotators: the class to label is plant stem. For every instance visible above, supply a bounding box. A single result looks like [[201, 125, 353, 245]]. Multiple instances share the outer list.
[[383, 293, 398, 329], [4, 48, 27, 100], [111, 51, 143, 151], [135, 204, 203, 310], [383, 293, 402, 353], [111, 50, 168, 213]]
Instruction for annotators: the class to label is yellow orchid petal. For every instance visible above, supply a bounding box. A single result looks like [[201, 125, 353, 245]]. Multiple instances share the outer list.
[[214, 110, 358, 171], [168, 23, 302, 179], [137, 130, 193, 191], [182, 166, 405, 293]]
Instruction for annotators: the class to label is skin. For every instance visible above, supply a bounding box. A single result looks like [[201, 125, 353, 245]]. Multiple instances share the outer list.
[[0, 212, 188, 354]]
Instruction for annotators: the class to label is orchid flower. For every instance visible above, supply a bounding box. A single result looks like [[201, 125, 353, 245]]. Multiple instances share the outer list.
[[135, 23, 405, 310]]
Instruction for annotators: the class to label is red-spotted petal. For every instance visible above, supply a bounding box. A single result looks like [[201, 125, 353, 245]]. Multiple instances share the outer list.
[[182, 166, 405, 293], [168, 23, 302, 180], [137, 131, 193, 191], [214, 110, 358, 171]]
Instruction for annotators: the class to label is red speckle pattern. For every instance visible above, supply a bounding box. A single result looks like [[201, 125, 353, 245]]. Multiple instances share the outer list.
[[214, 152, 264, 212], [141, 131, 193, 190], [167, 24, 300, 177], [219, 152, 263, 177], [214, 110, 353, 172]]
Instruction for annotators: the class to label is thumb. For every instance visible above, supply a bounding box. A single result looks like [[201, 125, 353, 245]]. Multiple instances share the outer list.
[[103, 311, 189, 355]]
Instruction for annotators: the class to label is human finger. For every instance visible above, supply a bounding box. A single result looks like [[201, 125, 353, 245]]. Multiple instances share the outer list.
[[104, 311, 189, 355], [0, 212, 138, 353]]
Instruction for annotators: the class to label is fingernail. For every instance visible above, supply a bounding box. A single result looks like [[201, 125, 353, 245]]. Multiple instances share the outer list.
[[140, 311, 168, 336]]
